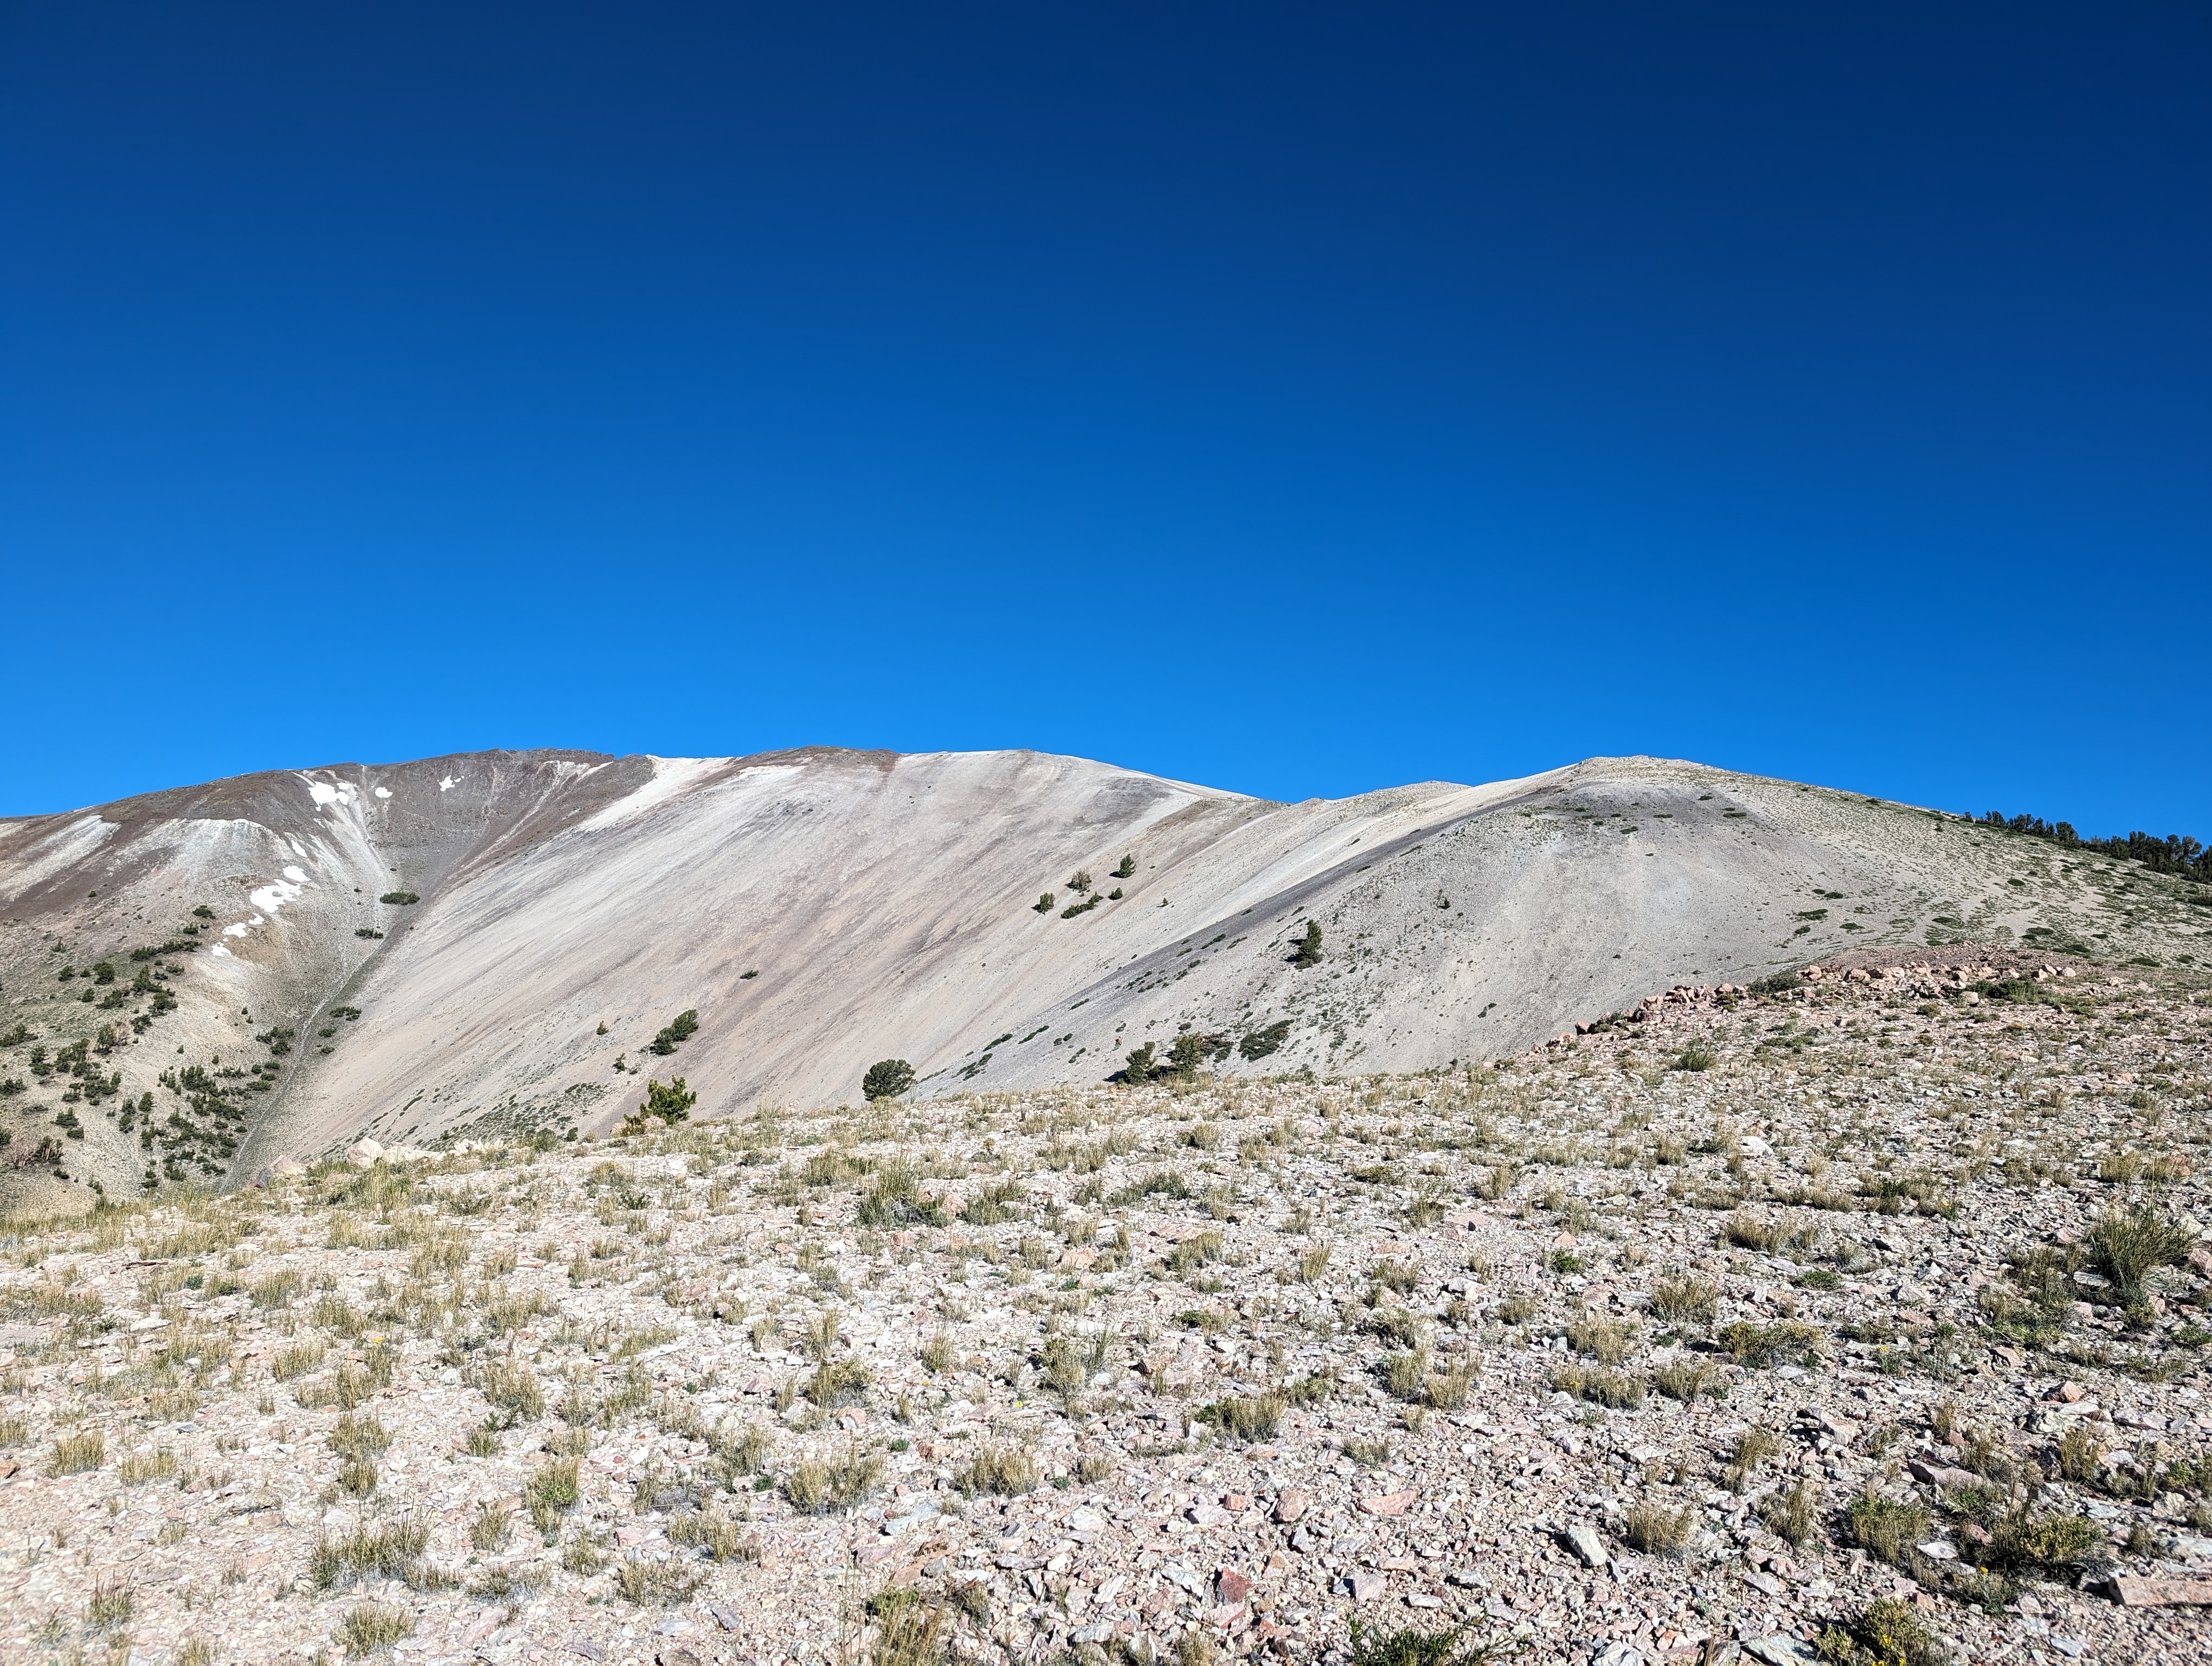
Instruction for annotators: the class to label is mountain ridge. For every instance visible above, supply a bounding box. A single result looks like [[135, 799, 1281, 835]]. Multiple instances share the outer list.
[[3, 744, 2203, 1207]]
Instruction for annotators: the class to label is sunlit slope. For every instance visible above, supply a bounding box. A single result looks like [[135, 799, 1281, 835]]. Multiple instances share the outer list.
[[3, 746, 2199, 1200]]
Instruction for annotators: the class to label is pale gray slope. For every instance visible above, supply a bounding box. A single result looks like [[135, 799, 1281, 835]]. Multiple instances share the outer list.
[[2, 746, 2201, 1204]]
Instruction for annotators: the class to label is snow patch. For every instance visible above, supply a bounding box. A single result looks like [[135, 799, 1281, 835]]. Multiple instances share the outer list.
[[374, 786, 392, 799], [283, 864, 308, 883], [211, 944, 233, 958], [574, 755, 729, 831], [439, 776, 455, 792], [248, 878, 304, 916], [223, 922, 250, 938]]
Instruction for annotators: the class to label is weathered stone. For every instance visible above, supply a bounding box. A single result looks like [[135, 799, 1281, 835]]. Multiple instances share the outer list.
[[2111, 1575, 2212, 1606], [1562, 1523, 1609, 1568]]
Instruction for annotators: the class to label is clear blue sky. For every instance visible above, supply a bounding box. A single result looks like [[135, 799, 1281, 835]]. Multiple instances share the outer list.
[[4, 4, 2207, 834]]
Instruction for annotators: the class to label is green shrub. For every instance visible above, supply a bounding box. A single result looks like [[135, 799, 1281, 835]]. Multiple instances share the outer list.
[[2088, 1206, 2196, 1305], [1238, 1021, 1293, 1061], [1290, 921, 1323, 967], [1844, 1490, 1928, 1568], [1347, 1620, 1484, 1666], [1816, 1597, 1949, 1666], [379, 892, 419, 906], [1673, 1040, 1717, 1072], [524, 1457, 581, 1532], [1122, 1042, 1157, 1085], [648, 1009, 699, 1055], [623, 1077, 696, 1132], [863, 1059, 916, 1101], [1986, 1508, 2098, 1571]]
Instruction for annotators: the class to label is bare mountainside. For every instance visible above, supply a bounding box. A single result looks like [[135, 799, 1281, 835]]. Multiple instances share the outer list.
[[1, 747, 2203, 1204]]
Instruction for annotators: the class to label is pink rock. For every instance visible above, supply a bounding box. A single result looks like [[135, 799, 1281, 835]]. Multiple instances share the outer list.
[[1906, 1459, 1982, 1492], [1216, 1567, 1253, 1605], [2112, 1575, 2212, 1607], [1346, 1570, 1387, 1603], [1273, 1489, 1310, 1524], [2050, 1381, 2089, 1404], [1359, 1489, 1418, 1517]]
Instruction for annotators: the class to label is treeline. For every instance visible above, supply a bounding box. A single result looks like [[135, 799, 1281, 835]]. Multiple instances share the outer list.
[[1976, 811, 2211, 883]]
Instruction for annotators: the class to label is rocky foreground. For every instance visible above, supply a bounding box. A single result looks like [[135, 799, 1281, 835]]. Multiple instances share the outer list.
[[3, 953, 2210, 1666]]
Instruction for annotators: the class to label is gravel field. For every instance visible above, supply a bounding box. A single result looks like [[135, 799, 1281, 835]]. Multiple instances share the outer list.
[[4, 954, 2210, 1666]]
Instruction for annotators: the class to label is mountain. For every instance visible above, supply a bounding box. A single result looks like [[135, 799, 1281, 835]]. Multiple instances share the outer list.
[[1, 746, 2199, 1206]]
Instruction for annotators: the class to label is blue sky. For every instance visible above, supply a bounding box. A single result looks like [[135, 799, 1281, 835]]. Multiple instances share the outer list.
[[4, 4, 2207, 834]]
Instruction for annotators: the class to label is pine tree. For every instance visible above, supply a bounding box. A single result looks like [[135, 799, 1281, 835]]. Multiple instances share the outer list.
[[863, 1058, 916, 1101], [1291, 920, 1323, 967]]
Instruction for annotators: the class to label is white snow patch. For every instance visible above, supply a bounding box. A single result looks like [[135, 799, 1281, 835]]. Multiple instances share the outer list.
[[288, 838, 307, 857], [374, 786, 392, 799], [212, 945, 233, 958], [310, 783, 339, 807], [248, 878, 304, 917], [223, 922, 250, 938], [439, 776, 455, 792], [575, 755, 730, 831], [283, 864, 308, 883]]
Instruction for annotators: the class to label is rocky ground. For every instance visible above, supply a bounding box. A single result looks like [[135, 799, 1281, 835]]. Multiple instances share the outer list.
[[4, 951, 2211, 1666]]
